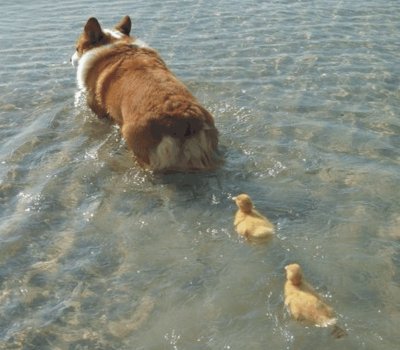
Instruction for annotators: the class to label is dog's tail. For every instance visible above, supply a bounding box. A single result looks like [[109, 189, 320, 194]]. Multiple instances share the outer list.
[[148, 115, 221, 172], [122, 105, 221, 172]]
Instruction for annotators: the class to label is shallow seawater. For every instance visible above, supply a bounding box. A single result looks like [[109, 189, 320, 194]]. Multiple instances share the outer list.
[[1, 0, 400, 349]]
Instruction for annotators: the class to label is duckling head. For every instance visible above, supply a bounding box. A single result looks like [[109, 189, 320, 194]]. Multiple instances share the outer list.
[[232, 194, 254, 213], [285, 263, 303, 286]]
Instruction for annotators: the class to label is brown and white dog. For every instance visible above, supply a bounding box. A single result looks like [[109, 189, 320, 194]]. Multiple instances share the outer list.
[[71, 16, 220, 172]]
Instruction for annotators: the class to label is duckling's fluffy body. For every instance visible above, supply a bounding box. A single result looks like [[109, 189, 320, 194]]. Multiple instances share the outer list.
[[284, 264, 336, 327], [233, 194, 274, 239]]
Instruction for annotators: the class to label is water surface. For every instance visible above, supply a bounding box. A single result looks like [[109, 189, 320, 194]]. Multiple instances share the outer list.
[[0, 0, 399, 349]]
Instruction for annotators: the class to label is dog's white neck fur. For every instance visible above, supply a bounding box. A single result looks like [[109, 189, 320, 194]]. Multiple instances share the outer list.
[[74, 28, 149, 90]]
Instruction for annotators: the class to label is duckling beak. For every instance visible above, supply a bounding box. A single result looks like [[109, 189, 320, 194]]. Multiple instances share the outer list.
[[232, 197, 237, 201]]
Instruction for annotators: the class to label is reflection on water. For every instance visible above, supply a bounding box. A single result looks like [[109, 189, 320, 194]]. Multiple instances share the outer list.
[[1, 0, 400, 349]]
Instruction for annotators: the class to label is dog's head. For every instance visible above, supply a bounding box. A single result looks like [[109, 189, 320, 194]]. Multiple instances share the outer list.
[[71, 16, 132, 67]]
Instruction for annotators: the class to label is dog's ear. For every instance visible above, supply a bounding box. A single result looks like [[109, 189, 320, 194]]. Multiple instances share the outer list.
[[84, 17, 103, 44], [115, 15, 131, 35]]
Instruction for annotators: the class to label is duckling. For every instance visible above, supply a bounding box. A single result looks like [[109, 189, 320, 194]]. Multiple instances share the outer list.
[[232, 194, 274, 239], [284, 263, 347, 338]]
